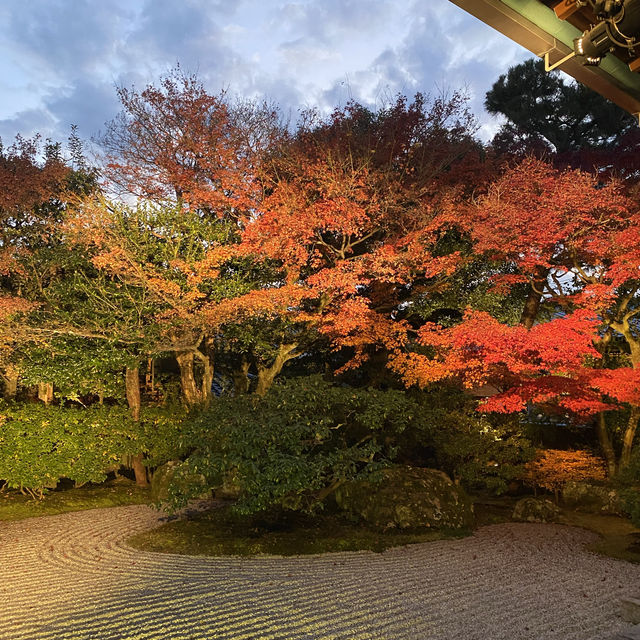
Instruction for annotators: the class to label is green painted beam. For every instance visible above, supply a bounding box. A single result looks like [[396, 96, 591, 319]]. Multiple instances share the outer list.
[[500, 0, 640, 97], [449, 0, 640, 118]]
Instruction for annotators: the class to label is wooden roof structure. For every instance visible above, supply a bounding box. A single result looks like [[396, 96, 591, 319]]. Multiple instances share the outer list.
[[449, 0, 640, 122]]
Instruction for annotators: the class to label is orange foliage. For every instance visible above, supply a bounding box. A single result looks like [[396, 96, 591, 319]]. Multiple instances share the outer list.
[[0, 135, 68, 215], [102, 68, 258, 217], [390, 157, 640, 422], [238, 94, 486, 370], [523, 449, 607, 493], [462, 157, 631, 277]]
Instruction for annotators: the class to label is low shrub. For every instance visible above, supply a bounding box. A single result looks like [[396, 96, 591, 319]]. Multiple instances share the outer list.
[[617, 448, 640, 527], [523, 448, 607, 500], [169, 376, 423, 514], [0, 402, 186, 497], [395, 387, 535, 494]]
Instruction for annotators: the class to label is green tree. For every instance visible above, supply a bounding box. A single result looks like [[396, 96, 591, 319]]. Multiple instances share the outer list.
[[485, 58, 636, 155]]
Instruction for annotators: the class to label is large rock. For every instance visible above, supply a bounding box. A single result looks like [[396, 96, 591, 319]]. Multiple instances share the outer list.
[[334, 466, 474, 531], [621, 597, 640, 625], [562, 481, 621, 515], [512, 497, 561, 523], [151, 460, 210, 503], [214, 469, 242, 500]]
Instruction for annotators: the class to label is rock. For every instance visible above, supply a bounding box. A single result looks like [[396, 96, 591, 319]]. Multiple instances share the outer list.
[[214, 468, 242, 500], [512, 497, 561, 523], [562, 481, 622, 514], [334, 466, 474, 531], [151, 460, 210, 503], [621, 597, 640, 625]]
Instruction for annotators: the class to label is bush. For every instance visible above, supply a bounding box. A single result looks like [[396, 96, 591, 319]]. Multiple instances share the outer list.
[[395, 387, 535, 494], [617, 448, 640, 526], [0, 402, 186, 497], [169, 378, 535, 513], [169, 376, 424, 514], [523, 449, 606, 500]]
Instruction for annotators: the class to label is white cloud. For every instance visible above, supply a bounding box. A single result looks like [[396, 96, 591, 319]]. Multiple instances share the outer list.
[[0, 0, 533, 145]]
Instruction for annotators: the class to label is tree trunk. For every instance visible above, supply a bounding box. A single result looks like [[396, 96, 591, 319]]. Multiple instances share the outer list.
[[125, 367, 141, 421], [255, 343, 298, 397], [194, 338, 215, 407], [620, 405, 640, 469], [2, 366, 18, 399], [597, 411, 617, 477], [232, 358, 251, 395], [125, 367, 148, 486], [520, 266, 549, 329], [37, 382, 54, 405], [131, 454, 147, 487], [176, 351, 201, 407], [176, 344, 215, 407]]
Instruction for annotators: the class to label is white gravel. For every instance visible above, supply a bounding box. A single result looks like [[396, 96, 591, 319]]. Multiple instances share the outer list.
[[0, 504, 638, 639]]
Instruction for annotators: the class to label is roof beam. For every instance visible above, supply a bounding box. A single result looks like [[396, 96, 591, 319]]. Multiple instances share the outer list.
[[448, 0, 640, 120]]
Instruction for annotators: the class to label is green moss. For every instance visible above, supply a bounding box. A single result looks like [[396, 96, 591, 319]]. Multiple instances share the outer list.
[[558, 511, 640, 564], [127, 505, 469, 557], [0, 477, 150, 521], [474, 496, 640, 564]]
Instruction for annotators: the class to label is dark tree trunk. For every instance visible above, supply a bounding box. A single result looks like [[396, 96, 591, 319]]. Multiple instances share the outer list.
[[597, 412, 617, 477], [232, 358, 250, 395], [520, 266, 549, 329], [131, 454, 147, 487], [125, 367, 148, 486], [194, 338, 215, 407], [125, 367, 141, 421], [621, 405, 640, 469]]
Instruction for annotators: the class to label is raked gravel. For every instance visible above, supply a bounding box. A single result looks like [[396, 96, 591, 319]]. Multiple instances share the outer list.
[[0, 503, 639, 640]]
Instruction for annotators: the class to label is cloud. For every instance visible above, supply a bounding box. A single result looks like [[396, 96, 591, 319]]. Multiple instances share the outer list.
[[46, 79, 121, 140], [5, 1, 133, 82], [0, 109, 57, 144], [0, 0, 534, 146]]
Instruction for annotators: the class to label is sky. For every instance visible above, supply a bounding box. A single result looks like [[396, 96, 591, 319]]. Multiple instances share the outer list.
[[0, 0, 533, 150]]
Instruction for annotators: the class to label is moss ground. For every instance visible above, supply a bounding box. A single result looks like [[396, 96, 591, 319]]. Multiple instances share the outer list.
[[127, 504, 468, 557], [473, 495, 640, 564], [560, 511, 640, 564], [0, 476, 150, 521], [3, 482, 638, 563]]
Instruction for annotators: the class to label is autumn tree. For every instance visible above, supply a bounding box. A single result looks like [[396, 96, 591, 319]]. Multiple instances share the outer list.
[[238, 93, 489, 384], [0, 134, 75, 398], [524, 449, 606, 500], [99, 66, 281, 215], [96, 68, 288, 401], [0, 132, 158, 484], [391, 157, 640, 474]]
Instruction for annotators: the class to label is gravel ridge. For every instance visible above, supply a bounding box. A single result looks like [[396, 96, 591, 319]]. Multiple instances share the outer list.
[[1, 504, 639, 639]]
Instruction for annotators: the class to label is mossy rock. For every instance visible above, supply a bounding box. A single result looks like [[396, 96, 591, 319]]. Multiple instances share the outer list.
[[214, 468, 242, 500], [512, 497, 560, 523], [562, 481, 621, 515], [151, 460, 210, 503], [334, 466, 474, 531]]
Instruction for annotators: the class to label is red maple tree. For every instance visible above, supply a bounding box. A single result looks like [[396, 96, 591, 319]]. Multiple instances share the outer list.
[[238, 94, 487, 375], [391, 157, 640, 473], [101, 67, 261, 219]]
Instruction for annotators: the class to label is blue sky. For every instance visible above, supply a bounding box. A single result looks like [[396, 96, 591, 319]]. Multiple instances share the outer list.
[[0, 0, 533, 146]]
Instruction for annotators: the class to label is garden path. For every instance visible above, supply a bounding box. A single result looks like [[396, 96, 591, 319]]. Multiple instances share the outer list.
[[0, 504, 639, 640]]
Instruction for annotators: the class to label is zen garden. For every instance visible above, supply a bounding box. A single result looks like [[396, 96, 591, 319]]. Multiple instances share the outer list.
[[2, 4, 640, 638]]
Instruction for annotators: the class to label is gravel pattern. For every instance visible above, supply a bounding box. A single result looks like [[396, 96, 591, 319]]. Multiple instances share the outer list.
[[0, 504, 639, 639]]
